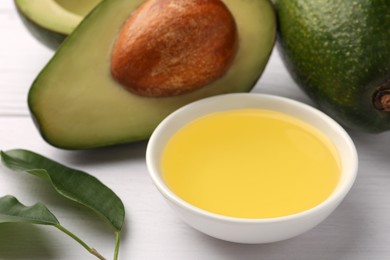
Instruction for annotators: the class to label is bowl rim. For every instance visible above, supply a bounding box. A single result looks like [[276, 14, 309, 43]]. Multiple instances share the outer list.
[[146, 93, 358, 224]]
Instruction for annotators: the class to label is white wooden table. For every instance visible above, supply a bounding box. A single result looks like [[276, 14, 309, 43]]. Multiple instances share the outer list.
[[1, 1, 390, 259]]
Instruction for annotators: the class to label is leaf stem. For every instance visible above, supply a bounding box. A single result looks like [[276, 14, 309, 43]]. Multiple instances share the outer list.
[[55, 224, 106, 260], [114, 231, 121, 260]]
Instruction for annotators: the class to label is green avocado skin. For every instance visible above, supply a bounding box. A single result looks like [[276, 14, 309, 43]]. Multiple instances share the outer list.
[[275, 0, 390, 132]]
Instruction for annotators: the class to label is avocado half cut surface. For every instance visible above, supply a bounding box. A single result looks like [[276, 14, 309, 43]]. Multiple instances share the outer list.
[[28, 0, 276, 149], [275, 0, 390, 132], [15, 0, 101, 49]]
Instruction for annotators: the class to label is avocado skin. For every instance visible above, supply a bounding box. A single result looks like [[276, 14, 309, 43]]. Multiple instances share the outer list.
[[275, 0, 390, 132]]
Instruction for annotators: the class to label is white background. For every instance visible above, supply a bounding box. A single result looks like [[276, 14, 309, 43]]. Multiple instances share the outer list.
[[1, 1, 390, 259]]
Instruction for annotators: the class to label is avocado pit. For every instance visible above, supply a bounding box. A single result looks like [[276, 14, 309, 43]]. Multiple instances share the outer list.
[[111, 0, 238, 97]]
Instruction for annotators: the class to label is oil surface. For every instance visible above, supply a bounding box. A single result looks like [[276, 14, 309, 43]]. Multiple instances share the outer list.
[[161, 109, 341, 218]]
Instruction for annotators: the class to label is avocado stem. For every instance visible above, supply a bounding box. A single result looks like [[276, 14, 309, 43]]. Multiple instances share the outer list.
[[374, 89, 390, 112]]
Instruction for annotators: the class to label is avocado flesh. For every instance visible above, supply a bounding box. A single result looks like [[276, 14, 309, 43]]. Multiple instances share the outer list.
[[15, 0, 101, 49], [275, 0, 390, 132], [28, 0, 276, 149]]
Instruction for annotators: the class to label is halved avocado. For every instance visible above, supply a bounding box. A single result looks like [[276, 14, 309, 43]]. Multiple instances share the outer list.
[[28, 0, 276, 149], [15, 0, 101, 49]]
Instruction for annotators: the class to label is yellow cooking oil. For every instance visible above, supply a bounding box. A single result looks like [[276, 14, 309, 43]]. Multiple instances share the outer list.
[[161, 109, 341, 219]]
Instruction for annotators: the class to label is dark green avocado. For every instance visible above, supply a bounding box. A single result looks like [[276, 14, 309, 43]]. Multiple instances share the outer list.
[[275, 0, 390, 132], [28, 0, 276, 149], [15, 0, 101, 49]]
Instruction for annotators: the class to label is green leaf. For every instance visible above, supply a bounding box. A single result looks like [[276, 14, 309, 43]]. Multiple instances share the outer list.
[[0, 195, 107, 259], [0, 149, 125, 231], [0, 195, 59, 225]]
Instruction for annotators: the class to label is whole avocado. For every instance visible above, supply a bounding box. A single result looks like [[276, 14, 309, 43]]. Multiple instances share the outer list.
[[275, 0, 390, 132]]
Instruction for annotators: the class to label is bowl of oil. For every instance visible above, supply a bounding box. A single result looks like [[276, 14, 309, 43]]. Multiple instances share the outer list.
[[146, 93, 358, 244]]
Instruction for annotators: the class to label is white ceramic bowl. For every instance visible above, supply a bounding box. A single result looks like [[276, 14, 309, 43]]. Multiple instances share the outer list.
[[146, 93, 358, 244]]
